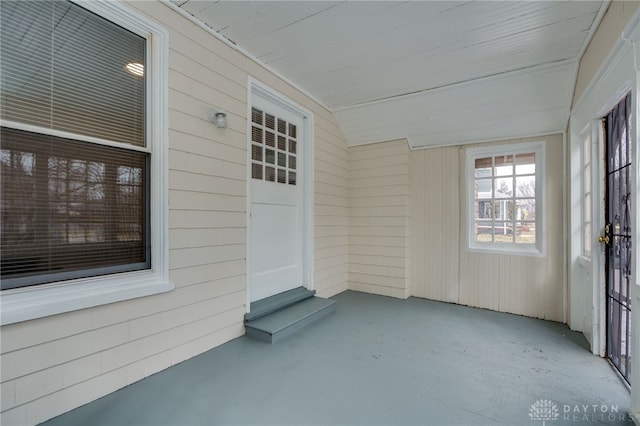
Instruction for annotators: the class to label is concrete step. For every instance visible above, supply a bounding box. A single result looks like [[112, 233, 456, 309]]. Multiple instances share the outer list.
[[245, 287, 316, 322], [245, 296, 336, 343]]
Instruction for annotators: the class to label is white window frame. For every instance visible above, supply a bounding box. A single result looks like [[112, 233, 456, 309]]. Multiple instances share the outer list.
[[466, 141, 545, 256], [581, 125, 594, 259], [0, 0, 173, 325]]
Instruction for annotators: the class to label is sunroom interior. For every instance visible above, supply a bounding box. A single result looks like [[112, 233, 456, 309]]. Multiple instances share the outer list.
[[1, 0, 639, 425]]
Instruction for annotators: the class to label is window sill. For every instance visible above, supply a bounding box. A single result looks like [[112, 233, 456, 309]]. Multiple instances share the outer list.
[[577, 255, 592, 268], [0, 271, 174, 326], [467, 244, 544, 257]]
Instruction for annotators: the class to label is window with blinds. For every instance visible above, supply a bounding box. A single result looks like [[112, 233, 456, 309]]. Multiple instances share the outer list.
[[250, 107, 298, 185], [0, 0, 150, 290]]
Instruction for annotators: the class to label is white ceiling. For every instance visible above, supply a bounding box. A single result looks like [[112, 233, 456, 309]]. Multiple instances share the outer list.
[[174, 0, 607, 148]]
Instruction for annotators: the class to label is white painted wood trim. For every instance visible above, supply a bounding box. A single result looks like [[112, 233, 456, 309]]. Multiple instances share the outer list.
[[592, 118, 606, 358], [562, 132, 567, 324], [570, 6, 640, 364], [573, 9, 640, 113], [465, 141, 546, 257], [567, 0, 612, 120], [0, 0, 173, 325], [245, 78, 315, 311], [627, 13, 640, 400], [1, 272, 174, 325]]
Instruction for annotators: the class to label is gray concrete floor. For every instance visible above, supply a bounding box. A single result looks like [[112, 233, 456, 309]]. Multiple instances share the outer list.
[[42, 291, 632, 426]]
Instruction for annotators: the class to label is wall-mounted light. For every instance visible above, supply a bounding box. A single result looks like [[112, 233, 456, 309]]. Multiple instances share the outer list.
[[208, 109, 227, 128], [125, 62, 144, 77]]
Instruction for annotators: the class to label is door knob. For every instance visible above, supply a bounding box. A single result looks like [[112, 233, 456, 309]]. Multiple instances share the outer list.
[[599, 223, 611, 245]]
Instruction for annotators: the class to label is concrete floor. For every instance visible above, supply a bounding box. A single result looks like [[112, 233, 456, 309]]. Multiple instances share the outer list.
[[42, 291, 631, 426]]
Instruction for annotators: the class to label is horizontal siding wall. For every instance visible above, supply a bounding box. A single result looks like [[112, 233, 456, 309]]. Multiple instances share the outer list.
[[348, 140, 411, 299], [0, 2, 349, 425], [410, 135, 564, 321]]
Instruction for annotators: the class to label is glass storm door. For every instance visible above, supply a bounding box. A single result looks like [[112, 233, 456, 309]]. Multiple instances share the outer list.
[[603, 93, 632, 383], [248, 97, 303, 303]]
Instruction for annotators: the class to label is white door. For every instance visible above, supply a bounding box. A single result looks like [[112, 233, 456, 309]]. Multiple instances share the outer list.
[[248, 96, 304, 302]]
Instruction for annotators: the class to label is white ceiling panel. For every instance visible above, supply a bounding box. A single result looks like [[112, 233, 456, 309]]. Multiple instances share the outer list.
[[176, 0, 607, 148], [334, 61, 576, 148]]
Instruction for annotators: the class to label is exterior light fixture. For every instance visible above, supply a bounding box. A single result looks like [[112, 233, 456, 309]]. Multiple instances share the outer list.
[[208, 109, 227, 128], [125, 62, 144, 77]]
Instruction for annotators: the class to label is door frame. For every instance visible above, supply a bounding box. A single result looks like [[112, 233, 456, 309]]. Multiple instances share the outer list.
[[245, 78, 315, 311], [592, 86, 634, 358], [569, 8, 639, 361]]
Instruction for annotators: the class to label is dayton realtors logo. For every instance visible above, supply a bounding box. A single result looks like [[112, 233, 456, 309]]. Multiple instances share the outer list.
[[529, 399, 632, 424], [529, 400, 560, 425]]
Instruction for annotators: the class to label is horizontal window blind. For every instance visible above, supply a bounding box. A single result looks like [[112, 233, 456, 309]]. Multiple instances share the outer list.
[[1, 127, 150, 289], [0, 0, 146, 147]]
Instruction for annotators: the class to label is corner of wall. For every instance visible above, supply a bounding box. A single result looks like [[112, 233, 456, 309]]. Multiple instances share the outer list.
[[347, 139, 412, 299]]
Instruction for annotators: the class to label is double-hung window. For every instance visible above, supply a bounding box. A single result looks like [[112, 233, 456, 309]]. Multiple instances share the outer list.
[[0, 0, 171, 324], [467, 142, 545, 255]]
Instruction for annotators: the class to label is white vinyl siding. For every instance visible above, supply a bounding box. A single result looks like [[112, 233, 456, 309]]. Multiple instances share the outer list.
[[348, 139, 411, 299]]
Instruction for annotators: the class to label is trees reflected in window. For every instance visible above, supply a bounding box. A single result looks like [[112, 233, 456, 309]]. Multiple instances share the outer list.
[[1, 127, 149, 288]]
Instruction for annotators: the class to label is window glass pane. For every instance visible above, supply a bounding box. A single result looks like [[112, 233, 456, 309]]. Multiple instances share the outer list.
[[493, 200, 514, 220], [515, 153, 535, 175], [265, 114, 275, 130], [252, 163, 262, 180], [495, 155, 513, 176], [493, 222, 514, 243], [265, 166, 275, 182], [1, 127, 149, 288], [475, 178, 492, 199], [476, 201, 492, 220], [494, 177, 513, 199], [474, 221, 492, 242], [515, 176, 535, 197], [474, 158, 492, 177], [516, 222, 536, 244], [251, 144, 263, 162], [251, 126, 262, 144], [475, 162, 493, 178], [265, 131, 275, 147], [583, 135, 592, 257], [251, 107, 263, 125], [1, 0, 146, 147], [516, 198, 536, 220], [517, 199, 536, 221], [265, 149, 275, 164]]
